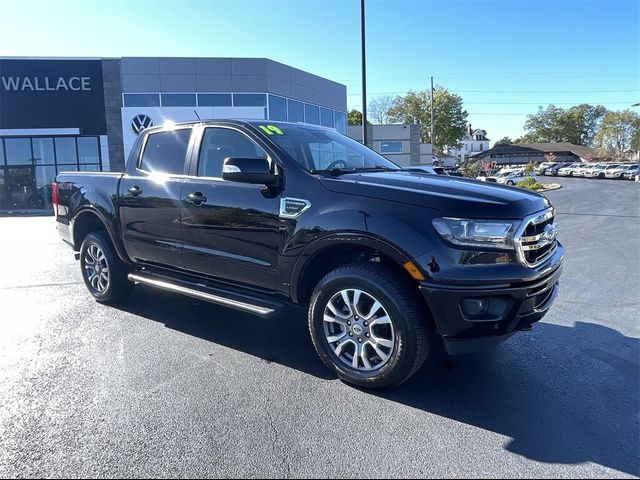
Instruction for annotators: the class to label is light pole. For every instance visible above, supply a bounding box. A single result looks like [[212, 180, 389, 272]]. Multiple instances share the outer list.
[[361, 0, 368, 147], [632, 104, 640, 176]]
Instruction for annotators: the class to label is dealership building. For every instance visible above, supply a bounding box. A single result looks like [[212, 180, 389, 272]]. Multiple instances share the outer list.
[[0, 56, 347, 214]]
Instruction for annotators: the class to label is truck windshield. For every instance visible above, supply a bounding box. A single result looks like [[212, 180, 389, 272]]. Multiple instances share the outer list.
[[253, 123, 401, 173]]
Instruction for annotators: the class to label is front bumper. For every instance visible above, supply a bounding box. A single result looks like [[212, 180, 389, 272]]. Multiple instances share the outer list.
[[419, 260, 562, 355]]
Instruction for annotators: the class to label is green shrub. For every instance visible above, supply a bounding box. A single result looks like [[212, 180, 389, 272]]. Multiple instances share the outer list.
[[517, 178, 545, 190], [517, 177, 537, 187]]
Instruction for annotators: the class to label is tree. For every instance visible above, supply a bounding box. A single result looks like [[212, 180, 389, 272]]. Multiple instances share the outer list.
[[521, 104, 608, 146], [387, 88, 468, 155], [458, 160, 480, 178], [593, 110, 640, 159], [368, 96, 394, 124], [494, 136, 514, 145], [347, 109, 363, 125]]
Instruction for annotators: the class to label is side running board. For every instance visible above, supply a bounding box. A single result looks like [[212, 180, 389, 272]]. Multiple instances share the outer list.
[[128, 272, 282, 318]]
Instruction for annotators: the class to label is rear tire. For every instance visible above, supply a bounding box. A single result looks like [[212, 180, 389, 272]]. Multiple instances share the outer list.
[[507, 180, 514, 186], [308, 262, 430, 389], [80, 231, 133, 304]]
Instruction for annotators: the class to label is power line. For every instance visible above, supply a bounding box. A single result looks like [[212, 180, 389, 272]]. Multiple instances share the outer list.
[[346, 89, 640, 96], [338, 73, 640, 82]]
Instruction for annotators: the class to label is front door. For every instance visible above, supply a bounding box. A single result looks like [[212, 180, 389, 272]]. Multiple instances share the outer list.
[[181, 127, 281, 291], [120, 128, 192, 270]]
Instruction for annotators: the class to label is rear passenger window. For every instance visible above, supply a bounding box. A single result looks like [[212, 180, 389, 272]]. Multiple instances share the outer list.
[[198, 128, 267, 178], [139, 129, 191, 175]]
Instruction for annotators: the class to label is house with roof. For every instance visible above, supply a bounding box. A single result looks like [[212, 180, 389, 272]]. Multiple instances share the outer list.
[[448, 124, 491, 162], [472, 142, 596, 165]]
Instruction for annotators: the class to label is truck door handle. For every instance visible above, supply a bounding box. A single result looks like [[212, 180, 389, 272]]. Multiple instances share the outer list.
[[128, 186, 142, 196], [187, 192, 207, 206]]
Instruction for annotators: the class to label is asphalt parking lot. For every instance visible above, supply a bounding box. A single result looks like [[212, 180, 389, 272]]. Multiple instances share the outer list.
[[0, 176, 638, 478]]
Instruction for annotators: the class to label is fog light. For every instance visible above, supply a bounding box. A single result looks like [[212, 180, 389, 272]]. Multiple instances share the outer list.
[[461, 298, 489, 316]]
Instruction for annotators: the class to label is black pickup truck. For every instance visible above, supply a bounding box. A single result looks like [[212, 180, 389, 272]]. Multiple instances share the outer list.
[[54, 120, 563, 388]]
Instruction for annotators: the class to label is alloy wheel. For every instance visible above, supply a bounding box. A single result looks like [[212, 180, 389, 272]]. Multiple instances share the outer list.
[[84, 244, 110, 293], [323, 289, 395, 372]]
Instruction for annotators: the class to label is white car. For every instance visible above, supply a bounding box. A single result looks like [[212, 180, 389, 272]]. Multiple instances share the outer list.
[[588, 164, 622, 179], [557, 163, 584, 177], [577, 163, 605, 177], [623, 164, 639, 180], [605, 164, 635, 179], [496, 171, 534, 186]]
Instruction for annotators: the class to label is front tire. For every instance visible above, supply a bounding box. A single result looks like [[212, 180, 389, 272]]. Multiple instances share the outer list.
[[80, 231, 133, 304], [308, 262, 430, 389]]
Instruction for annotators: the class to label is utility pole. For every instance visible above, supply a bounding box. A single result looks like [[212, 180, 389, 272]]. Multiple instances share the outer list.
[[430, 76, 435, 153], [361, 0, 368, 146]]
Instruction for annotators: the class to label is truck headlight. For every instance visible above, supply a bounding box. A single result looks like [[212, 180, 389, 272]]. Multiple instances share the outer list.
[[432, 218, 519, 250]]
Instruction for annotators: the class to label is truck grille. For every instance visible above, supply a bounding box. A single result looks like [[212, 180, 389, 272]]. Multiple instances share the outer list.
[[514, 208, 558, 268]]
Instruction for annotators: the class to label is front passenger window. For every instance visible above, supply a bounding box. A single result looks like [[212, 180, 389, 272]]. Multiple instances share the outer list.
[[198, 128, 267, 178]]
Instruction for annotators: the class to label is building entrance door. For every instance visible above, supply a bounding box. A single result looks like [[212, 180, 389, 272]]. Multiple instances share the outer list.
[[2, 167, 43, 211]]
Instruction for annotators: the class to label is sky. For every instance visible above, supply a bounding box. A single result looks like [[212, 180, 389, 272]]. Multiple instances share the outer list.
[[0, 0, 638, 143]]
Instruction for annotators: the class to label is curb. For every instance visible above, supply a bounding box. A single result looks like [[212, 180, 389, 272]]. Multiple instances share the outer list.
[[538, 183, 562, 192]]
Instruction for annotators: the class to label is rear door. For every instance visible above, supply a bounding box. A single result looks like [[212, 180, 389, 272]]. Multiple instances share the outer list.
[[120, 127, 193, 269], [180, 126, 282, 291]]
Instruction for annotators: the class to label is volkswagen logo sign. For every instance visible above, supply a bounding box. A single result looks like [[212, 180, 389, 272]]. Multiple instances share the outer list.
[[131, 114, 153, 135]]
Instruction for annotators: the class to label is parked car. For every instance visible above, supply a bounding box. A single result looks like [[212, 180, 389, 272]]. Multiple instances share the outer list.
[[404, 166, 449, 175], [534, 162, 554, 175], [578, 163, 605, 178], [477, 168, 503, 182], [545, 163, 567, 176], [623, 164, 639, 180], [605, 164, 635, 179], [572, 163, 595, 177], [587, 163, 622, 179], [53, 119, 563, 389], [538, 163, 559, 175], [557, 163, 584, 177], [496, 170, 535, 186]]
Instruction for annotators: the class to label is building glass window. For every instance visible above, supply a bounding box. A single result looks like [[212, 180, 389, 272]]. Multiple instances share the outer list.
[[55, 138, 78, 165], [34, 165, 55, 209], [334, 111, 347, 134], [198, 93, 232, 107], [5, 138, 32, 165], [123, 93, 161, 107], [233, 93, 267, 107], [380, 141, 403, 154], [31, 138, 55, 165], [268, 95, 287, 121], [0, 135, 102, 212], [139, 129, 191, 175], [77, 137, 100, 164], [0, 169, 5, 210], [320, 108, 334, 128], [287, 100, 304, 123], [304, 104, 320, 125], [161, 94, 196, 107]]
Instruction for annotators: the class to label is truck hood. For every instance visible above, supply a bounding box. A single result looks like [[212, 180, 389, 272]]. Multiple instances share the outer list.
[[318, 171, 551, 219]]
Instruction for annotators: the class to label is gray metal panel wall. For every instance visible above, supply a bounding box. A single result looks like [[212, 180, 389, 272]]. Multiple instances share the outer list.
[[101, 59, 124, 171]]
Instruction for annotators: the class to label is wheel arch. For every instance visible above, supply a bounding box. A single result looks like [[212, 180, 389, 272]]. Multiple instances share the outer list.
[[71, 208, 131, 264], [291, 233, 424, 306]]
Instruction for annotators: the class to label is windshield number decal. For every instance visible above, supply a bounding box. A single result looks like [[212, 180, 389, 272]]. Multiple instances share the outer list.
[[259, 125, 284, 135]]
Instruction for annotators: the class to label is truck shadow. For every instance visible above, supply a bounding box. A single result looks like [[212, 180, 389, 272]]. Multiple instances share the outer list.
[[118, 286, 639, 477]]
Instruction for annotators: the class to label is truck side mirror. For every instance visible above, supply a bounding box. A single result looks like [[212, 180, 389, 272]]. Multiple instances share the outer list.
[[222, 157, 279, 187]]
